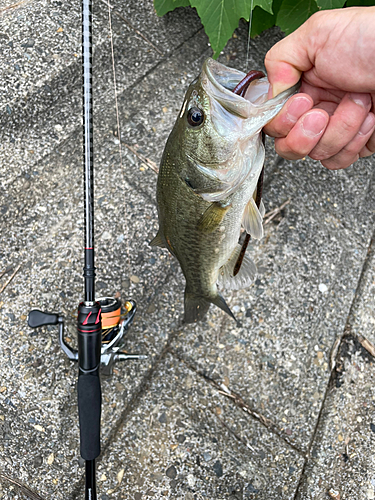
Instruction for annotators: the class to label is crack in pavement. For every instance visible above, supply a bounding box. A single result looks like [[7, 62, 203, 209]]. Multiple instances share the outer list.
[[168, 347, 306, 457], [292, 230, 375, 500]]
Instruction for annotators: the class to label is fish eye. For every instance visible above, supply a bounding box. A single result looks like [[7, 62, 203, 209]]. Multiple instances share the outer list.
[[187, 107, 204, 127]]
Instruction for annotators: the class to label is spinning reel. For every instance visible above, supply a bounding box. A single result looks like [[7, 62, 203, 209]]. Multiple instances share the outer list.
[[28, 297, 146, 376]]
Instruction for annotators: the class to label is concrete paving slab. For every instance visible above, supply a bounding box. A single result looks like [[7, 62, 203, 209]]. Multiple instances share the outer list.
[[169, 159, 373, 453], [0, 54, 197, 494], [293, 229, 375, 500], [0, 0, 201, 171], [94, 353, 304, 500], [0, 19, 212, 500], [265, 156, 375, 247], [0, 28, 210, 241], [0, 185, 179, 499], [91, 29, 211, 202], [295, 335, 375, 500]]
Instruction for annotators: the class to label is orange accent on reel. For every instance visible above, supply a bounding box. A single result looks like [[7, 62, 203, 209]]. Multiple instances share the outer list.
[[101, 307, 121, 329], [97, 297, 122, 329]]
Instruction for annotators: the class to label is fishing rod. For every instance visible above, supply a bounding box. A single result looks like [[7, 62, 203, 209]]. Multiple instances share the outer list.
[[27, 0, 146, 498]]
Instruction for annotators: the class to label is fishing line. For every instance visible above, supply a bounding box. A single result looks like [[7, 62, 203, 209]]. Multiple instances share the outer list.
[[106, 0, 131, 287], [246, 0, 254, 71]]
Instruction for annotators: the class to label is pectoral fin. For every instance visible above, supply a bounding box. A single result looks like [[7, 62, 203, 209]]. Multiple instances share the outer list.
[[198, 202, 231, 234], [242, 197, 263, 239], [150, 231, 167, 248], [259, 199, 265, 218]]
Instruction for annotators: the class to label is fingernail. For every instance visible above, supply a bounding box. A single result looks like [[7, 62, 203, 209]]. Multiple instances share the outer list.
[[301, 112, 327, 138], [359, 113, 375, 135], [286, 96, 312, 122], [349, 93, 371, 108]]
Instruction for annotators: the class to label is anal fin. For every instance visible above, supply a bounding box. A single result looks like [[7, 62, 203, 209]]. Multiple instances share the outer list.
[[210, 292, 236, 322], [184, 289, 236, 323], [218, 244, 257, 291]]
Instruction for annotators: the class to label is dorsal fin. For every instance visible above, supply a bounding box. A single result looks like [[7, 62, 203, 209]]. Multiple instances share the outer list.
[[149, 231, 167, 248]]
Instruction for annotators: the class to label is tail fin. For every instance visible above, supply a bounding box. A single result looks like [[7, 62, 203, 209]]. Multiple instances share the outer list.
[[184, 292, 210, 324], [211, 292, 237, 322], [184, 288, 236, 324]]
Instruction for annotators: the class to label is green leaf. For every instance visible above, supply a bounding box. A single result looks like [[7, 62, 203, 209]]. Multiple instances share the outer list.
[[316, 0, 345, 8], [250, 6, 275, 37], [154, 0, 191, 17], [345, 0, 375, 5], [276, 0, 318, 35], [253, 0, 274, 15], [189, 0, 273, 57], [250, 0, 284, 37]]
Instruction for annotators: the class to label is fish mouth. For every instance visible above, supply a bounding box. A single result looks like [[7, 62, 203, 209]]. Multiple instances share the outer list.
[[201, 58, 299, 118], [203, 58, 247, 94]]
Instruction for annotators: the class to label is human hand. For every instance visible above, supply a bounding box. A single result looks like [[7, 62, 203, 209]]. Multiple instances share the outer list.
[[263, 7, 375, 170]]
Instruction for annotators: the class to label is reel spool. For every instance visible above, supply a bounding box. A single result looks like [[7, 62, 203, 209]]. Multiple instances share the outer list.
[[99, 297, 122, 343]]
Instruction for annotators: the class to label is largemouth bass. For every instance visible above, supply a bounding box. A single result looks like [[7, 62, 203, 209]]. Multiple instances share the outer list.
[[151, 58, 298, 323]]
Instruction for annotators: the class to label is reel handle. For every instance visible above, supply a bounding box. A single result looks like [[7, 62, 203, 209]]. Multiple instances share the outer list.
[[28, 310, 59, 328]]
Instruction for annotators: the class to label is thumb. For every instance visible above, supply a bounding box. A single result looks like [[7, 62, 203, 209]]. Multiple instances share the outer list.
[[265, 22, 314, 97]]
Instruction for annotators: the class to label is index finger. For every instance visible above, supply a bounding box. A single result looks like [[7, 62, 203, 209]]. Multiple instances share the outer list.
[[264, 93, 314, 138]]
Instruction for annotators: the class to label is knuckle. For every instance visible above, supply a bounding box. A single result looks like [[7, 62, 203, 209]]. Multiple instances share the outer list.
[[309, 149, 329, 161], [320, 159, 338, 170], [339, 115, 359, 135], [340, 142, 362, 158], [283, 135, 311, 158], [309, 10, 324, 24], [264, 122, 283, 139], [275, 140, 297, 160], [359, 147, 374, 158], [322, 154, 359, 170]]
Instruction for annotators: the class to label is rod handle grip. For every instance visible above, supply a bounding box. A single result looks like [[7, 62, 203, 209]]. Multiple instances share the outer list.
[[78, 373, 101, 460], [28, 310, 59, 328]]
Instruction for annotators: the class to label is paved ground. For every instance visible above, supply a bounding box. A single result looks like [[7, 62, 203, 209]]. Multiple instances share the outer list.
[[1, 1, 375, 499]]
